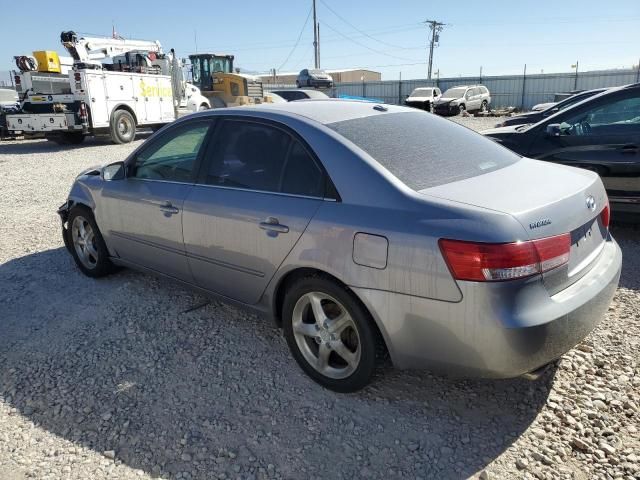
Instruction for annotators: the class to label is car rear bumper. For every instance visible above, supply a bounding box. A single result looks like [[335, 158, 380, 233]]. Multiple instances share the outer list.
[[351, 237, 621, 378]]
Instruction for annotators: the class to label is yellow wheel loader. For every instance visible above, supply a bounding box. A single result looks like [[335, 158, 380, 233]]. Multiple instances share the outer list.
[[188, 53, 265, 108]]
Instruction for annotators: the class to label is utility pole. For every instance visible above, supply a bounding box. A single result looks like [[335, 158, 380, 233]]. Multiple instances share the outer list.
[[424, 19, 445, 79], [313, 0, 319, 68], [317, 23, 321, 68]]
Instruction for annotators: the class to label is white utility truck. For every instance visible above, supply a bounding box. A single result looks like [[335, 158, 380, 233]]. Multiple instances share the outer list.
[[7, 31, 210, 144]]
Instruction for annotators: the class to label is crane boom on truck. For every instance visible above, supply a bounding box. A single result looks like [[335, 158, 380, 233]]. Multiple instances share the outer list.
[[6, 31, 210, 144], [60, 31, 163, 66]]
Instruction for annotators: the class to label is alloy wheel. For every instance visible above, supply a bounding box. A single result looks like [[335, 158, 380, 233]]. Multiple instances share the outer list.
[[71, 215, 98, 269], [291, 292, 361, 379]]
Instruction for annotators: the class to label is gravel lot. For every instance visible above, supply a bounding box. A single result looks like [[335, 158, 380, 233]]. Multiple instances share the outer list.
[[0, 116, 638, 480]]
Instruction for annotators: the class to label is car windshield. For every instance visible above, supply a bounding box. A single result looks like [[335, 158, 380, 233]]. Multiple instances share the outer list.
[[328, 112, 520, 190], [409, 89, 430, 97], [442, 88, 466, 98], [309, 70, 325, 75]]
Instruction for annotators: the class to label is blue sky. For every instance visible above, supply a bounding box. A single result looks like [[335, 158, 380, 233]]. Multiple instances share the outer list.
[[1, 0, 639, 81]]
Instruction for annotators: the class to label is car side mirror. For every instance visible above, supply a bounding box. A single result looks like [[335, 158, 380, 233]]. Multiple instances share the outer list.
[[102, 161, 125, 181], [545, 124, 564, 137]]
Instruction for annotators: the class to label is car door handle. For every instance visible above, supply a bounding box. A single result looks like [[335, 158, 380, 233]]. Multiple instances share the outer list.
[[620, 145, 638, 154], [157, 201, 180, 214], [259, 217, 289, 233]]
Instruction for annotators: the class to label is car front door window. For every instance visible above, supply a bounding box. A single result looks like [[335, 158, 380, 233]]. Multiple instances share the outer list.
[[560, 94, 640, 136], [133, 122, 210, 182]]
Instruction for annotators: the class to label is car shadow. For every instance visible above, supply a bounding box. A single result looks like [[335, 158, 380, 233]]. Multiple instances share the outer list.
[[0, 132, 153, 155], [1, 247, 553, 479]]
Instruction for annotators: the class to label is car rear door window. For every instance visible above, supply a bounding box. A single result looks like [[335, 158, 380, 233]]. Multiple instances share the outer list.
[[281, 141, 324, 197], [204, 119, 324, 197], [133, 121, 210, 182]]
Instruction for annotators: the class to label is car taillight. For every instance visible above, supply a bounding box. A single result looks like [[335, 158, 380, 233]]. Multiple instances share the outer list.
[[600, 200, 610, 229], [439, 233, 571, 282]]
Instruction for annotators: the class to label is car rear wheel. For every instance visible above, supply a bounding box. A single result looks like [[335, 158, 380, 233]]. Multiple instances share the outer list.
[[67, 206, 117, 278], [458, 104, 466, 114], [481, 100, 489, 112], [283, 276, 380, 392]]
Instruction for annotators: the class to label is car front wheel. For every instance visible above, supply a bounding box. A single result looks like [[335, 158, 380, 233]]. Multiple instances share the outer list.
[[67, 206, 117, 278], [283, 276, 380, 392]]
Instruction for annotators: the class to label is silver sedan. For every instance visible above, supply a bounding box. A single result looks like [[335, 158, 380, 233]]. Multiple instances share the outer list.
[[58, 100, 622, 392]]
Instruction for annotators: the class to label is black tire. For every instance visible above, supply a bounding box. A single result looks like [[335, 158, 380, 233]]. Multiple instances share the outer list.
[[296, 81, 301, 88], [282, 275, 381, 392], [481, 100, 489, 112], [424, 101, 431, 112], [198, 103, 209, 111], [109, 109, 136, 144], [66, 205, 117, 278], [458, 104, 466, 114]]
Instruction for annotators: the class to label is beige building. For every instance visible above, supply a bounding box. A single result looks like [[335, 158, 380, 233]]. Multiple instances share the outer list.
[[260, 68, 381, 85]]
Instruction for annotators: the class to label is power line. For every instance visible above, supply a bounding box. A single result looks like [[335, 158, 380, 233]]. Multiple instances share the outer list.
[[318, 0, 410, 50], [277, 6, 313, 71], [321, 20, 415, 62]]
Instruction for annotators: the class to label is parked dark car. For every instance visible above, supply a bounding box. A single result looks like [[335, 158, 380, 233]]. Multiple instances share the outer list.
[[483, 83, 640, 219], [271, 89, 330, 102], [296, 69, 334, 88], [496, 88, 607, 128]]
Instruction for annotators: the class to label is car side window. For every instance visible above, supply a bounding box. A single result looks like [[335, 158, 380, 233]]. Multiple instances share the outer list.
[[281, 141, 323, 197], [133, 121, 210, 182], [204, 120, 324, 197], [561, 94, 640, 136]]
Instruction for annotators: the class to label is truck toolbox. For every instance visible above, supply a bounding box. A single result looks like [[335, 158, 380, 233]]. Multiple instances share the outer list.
[[33, 50, 62, 73], [7, 113, 75, 132]]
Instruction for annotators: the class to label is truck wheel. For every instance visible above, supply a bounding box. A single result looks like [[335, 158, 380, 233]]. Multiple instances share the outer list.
[[198, 103, 209, 111], [110, 109, 136, 144]]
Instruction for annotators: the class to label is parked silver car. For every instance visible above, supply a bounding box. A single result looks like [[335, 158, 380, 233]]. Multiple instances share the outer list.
[[433, 85, 491, 115], [59, 101, 621, 392]]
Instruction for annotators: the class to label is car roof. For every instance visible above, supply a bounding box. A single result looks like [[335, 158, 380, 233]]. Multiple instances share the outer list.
[[190, 99, 409, 125]]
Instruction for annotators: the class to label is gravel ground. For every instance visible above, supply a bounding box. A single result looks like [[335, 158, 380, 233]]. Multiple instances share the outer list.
[[0, 119, 638, 480]]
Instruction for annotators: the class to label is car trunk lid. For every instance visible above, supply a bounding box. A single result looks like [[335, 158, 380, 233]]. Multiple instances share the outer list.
[[421, 158, 609, 293]]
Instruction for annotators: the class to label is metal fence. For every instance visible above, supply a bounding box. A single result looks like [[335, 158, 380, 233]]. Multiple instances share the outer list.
[[265, 68, 640, 110]]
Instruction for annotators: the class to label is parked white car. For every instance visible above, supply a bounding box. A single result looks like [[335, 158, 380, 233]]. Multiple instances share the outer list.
[[404, 87, 441, 111]]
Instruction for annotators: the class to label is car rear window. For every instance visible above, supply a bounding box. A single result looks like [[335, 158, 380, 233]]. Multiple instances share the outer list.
[[327, 111, 520, 190]]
